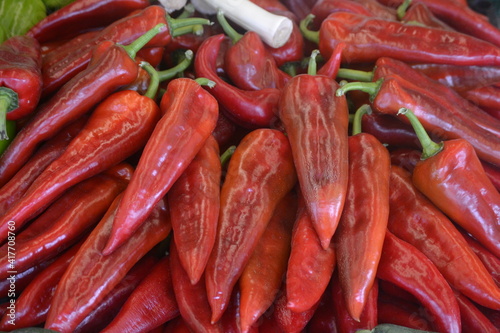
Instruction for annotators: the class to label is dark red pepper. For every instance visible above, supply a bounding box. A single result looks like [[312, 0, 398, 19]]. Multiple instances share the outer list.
[[103, 77, 219, 255], [311, 0, 396, 27], [0, 35, 42, 139], [360, 112, 420, 149], [397, 0, 453, 30], [194, 34, 281, 128], [454, 291, 500, 333], [460, 84, 500, 120], [377, 294, 433, 331]]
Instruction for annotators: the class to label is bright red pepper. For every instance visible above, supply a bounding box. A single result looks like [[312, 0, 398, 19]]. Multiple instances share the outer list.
[[388, 164, 500, 310], [0, 85, 160, 241], [44, 195, 171, 333], [302, 11, 500, 66], [399, 107, 500, 258], [101, 255, 179, 333], [334, 104, 390, 321], [205, 128, 297, 323], [194, 34, 281, 128], [377, 230, 461, 333], [239, 192, 297, 332], [103, 77, 219, 255], [27, 0, 151, 43], [278, 52, 349, 249], [0, 35, 42, 140], [0, 163, 132, 281]]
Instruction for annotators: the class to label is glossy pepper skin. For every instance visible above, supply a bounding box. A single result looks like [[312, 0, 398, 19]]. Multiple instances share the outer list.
[[278, 65, 349, 249], [101, 255, 179, 333], [334, 105, 390, 321], [310, 11, 500, 66], [0, 88, 160, 241], [0, 35, 42, 139], [0, 117, 86, 215], [44, 195, 171, 333], [238, 192, 297, 333], [167, 135, 221, 285], [361, 112, 420, 149], [454, 291, 499, 333], [388, 165, 500, 310], [194, 34, 281, 129], [461, 84, 500, 119], [377, 230, 461, 333], [0, 163, 132, 281], [205, 128, 297, 323], [311, 0, 396, 27], [27, 0, 151, 43], [103, 78, 219, 255], [0, 38, 141, 188], [400, 2, 453, 31]]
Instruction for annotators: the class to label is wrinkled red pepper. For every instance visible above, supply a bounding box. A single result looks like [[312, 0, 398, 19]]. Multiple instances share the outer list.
[[44, 195, 171, 333], [103, 77, 219, 255], [0, 35, 42, 140], [205, 128, 297, 323]]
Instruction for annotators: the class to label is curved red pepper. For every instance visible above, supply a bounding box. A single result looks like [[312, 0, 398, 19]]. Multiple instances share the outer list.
[[388, 165, 500, 310], [205, 128, 297, 323], [377, 295, 433, 331], [0, 35, 42, 139], [278, 61, 349, 248], [194, 34, 281, 128], [103, 77, 219, 255], [286, 192, 336, 313], [0, 163, 132, 281], [399, 2, 453, 30], [377, 230, 461, 333], [455, 291, 499, 333], [0, 87, 160, 241], [334, 105, 390, 321], [311, 0, 396, 27], [361, 112, 420, 149], [44, 195, 171, 333], [101, 255, 179, 333], [167, 135, 221, 285], [461, 84, 500, 120], [239, 192, 297, 332], [27, 0, 151, 43], [389, 148, 421, 173]]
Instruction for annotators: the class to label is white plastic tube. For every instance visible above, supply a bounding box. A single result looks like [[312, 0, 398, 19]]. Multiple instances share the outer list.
[[159, 0, 189, 13], [190, 0, 293, 48]]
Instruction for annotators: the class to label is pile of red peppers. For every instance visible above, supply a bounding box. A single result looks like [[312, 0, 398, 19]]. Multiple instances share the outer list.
[[0, 0, 499, 332]]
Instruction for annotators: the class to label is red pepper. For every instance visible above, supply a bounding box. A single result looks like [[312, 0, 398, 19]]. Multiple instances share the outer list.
[[316, 42, 345, 79], [377, 294, 433, 331], [454, 291, 500, 333], [239, 192, 297, 332], [398, 1, 453, 30], [360, 112, 420, 149], [164, 317, 191, 333], [27, 0, 151, 43], [334, 104, 390, 321], [389, 148, 421, 173], [205, 128, 297, 323], [331, 272, 378, 332], [0, 163, 132, 281], [302, 11, 500, 66], [101, 255, 179, 333], [460, 84, 500, 120], [311, 0, 396, 27], [0, 35, 42, 139], [103, 77, 219, 255], [0, 24, 161, 188], [278, 51, 349, 249], [218, 12, 291, 91], [0, 81, 160, 240], [169, 240, 225, 333], [388, 164, 500, 310], [44, 194, 171, 333], [305, 280, 337, 332], [377, 230, 461, 333], [194, 34, 281, 128], [0, 241, 83, 330], [0, 117, 86, 215], [399, 107, 500, 258], [167, 135, 221, 285], [41, 29, 102, 61], [41, 6, 209, 96], [286, 191, 336, 313]]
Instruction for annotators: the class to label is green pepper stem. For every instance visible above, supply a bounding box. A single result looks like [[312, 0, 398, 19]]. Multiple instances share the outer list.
[[336, 68, 374, 82], [397, 108, 443, 159], [307, 50, 320, 76], [0, 87, 19, 140], [220, 145, 236, 166], [397, 0, 412, 20], [177, 3, 195, 19], [172, 24, 205, 38], [300, 14, 320, 44], [217, 10, 243, 44], [120, 23, 166, 60], [195, 77, 216, 88], [352, 104, 372, 136], [167, 13, 212, 37], [140, 62, 160, 100], [157, 50, 194, 82], [335, 79, 383, 101]]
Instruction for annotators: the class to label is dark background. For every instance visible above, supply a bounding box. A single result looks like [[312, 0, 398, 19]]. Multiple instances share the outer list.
[[468, 0, 500, 27]]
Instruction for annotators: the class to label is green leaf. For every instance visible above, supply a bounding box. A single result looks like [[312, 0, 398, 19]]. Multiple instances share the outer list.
[[0, 0, 47, 39], [43, 0, 77, 10]]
